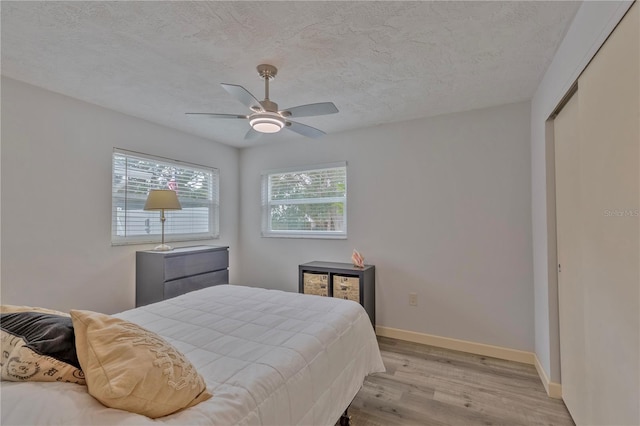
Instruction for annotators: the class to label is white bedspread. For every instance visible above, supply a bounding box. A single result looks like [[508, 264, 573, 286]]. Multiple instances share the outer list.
[[0, 285, 384, 425]]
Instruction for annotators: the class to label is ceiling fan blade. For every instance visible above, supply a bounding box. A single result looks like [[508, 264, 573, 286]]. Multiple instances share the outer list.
[[281, 102, 338, 118], [245, 127, 261, 140], [221, 83, 263, 111], [185, 113, 247, 119], [286, 121, 326, 139]]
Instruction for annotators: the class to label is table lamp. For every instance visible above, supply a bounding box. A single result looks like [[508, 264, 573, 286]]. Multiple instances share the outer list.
[[143, 189, 182, 251]]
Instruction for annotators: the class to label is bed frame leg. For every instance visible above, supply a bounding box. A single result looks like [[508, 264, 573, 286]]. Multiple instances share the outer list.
[[339, 408, 351, 426]]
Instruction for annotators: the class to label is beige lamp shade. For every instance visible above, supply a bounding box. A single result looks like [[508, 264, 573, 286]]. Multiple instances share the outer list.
[[143, 190, 182, 211]]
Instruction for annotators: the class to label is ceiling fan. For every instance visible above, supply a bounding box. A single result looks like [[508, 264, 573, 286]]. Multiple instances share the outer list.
[[186, 64, 339, 140]]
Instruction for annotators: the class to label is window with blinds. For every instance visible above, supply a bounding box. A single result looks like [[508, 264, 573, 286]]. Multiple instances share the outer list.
[[262, 162, 347, 238], [111, 149, 219, 245]]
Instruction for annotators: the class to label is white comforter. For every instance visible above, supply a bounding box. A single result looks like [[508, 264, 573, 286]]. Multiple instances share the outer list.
[[1, 285, 384, 425]]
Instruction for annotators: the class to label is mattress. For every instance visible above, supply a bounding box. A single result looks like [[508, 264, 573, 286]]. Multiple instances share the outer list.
[[0, 285, 385, 425]]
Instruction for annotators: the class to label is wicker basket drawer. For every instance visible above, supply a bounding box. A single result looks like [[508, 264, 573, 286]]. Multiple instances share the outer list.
[[303, 272, 329, 296], [333, 275, 360, 302]]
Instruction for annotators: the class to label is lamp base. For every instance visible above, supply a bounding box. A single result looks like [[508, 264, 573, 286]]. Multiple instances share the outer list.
[[153, 244, 174, 251]]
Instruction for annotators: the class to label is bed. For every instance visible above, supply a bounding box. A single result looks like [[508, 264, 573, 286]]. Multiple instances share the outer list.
[[0, 284, 385, 425]]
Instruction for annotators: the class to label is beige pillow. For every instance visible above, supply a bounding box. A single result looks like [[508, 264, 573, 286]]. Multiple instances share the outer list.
[[71, 309, 212, 418], [1, 305, 86, 385]]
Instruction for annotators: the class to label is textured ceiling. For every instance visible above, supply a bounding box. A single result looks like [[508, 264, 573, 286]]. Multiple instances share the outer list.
[[1, 1, 580, 148]]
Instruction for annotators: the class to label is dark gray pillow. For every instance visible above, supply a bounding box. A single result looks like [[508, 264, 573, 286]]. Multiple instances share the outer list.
[[1, 311, 85, 384], [1, 312, 80, 368]]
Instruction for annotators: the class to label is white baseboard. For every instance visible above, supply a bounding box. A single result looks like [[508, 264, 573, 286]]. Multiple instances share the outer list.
[[376, 326, 564, 399], [534, 354, 563, 399], [375, 325, 535, 365]]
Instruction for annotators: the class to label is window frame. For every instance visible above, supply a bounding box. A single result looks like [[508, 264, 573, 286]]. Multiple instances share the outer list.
[[111, 148, 219, 246], [261, 161, 347, 239]]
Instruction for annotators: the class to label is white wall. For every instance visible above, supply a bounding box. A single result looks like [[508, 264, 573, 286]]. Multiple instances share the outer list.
[[531, 1, 633, 383], [239, 102, 534, 351], [0, 77, 239, 314], [1, 77, 533, 353]]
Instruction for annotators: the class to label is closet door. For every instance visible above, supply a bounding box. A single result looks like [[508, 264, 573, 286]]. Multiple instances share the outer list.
[[554, 3, 638, 425], [577, 2, 639, 424], [554, 93, 586, 425]]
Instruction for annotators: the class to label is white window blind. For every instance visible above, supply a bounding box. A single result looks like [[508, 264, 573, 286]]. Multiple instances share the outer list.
[[262, 162, 347, 238], [112, 149, 219, 245]]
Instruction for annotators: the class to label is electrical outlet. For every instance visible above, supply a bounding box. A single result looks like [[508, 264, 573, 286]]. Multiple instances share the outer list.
[[409, 293, 418, 306]]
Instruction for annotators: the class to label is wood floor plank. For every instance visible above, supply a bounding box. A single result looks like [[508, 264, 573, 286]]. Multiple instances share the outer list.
[[348, 337, 574, 426]]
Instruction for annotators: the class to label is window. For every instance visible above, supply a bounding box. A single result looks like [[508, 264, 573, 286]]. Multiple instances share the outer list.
[[262, 162, 347, 238], [112, 149, 219, 245]]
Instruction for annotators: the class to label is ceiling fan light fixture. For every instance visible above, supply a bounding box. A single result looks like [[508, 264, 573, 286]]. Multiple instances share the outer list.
[[187, 64, 338, 139], [249, 112, 286, 133]]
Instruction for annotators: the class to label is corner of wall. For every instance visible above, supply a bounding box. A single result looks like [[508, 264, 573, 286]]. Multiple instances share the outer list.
[[534, 354, 563, 399]]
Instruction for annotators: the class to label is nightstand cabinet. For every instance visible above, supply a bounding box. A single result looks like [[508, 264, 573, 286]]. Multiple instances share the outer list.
[[299, 261, 375, 325], [136, 245, 229, 307]]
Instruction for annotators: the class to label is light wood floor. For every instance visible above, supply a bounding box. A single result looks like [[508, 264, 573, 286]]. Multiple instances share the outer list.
[[348, 337, 574, 426]]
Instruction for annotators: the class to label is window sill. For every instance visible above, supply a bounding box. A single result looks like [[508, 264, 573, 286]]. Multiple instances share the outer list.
[[261, 232, 347, 240]]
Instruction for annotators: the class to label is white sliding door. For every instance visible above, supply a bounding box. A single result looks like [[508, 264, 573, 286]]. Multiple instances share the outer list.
[[577, 2, 639, 423], [554, 93, 587, 425], [554, 3, 639, 425]]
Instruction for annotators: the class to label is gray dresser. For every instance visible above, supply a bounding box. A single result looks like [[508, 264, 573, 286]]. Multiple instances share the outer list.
[[136, 245, 229, 307]]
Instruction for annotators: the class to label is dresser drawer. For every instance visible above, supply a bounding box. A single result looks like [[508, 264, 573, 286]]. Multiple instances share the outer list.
[[303, 272, 329, 297], [164, 270, 229, 299], [333, 275, 360, 302], [164, 249, 228, 281]]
